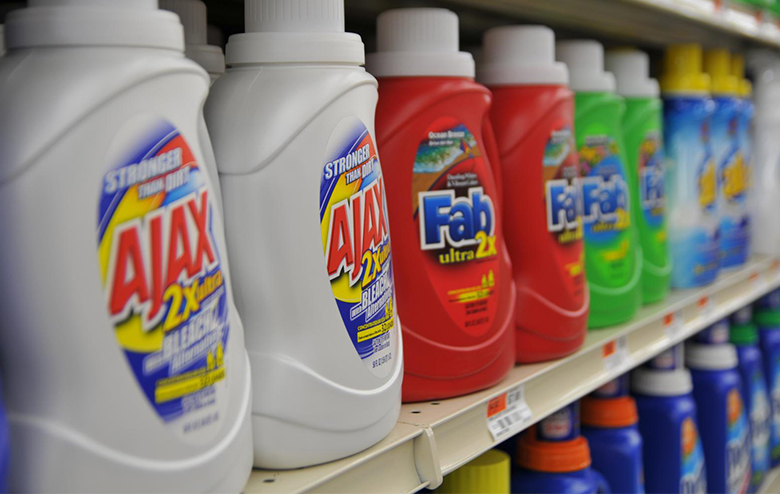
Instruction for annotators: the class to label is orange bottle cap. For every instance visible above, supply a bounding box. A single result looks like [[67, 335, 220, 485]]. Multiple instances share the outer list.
[[517, 427, 591, 473], [580, 396, 638, 428]]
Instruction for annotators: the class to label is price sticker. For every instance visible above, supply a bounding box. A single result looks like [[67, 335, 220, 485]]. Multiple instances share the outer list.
[[487, 384, 533, 441], [697, 295, 716, 317], [602, 336, 631, 373], [749, 271, 767, 294], [664, 310, 684, 340]]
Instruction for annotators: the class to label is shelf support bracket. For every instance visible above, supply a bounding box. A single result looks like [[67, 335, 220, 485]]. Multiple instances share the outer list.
[[413, 426, 442, 490]]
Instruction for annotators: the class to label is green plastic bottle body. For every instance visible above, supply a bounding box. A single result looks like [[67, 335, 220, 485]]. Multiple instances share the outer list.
[[574, 91, 642, 328], [623, 97, 671, 304]]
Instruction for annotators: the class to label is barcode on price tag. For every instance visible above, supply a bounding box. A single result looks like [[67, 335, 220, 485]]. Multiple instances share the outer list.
[[602, 336, 631, 373], [487, 384, 533, 441], [664, 310, 684, 340]]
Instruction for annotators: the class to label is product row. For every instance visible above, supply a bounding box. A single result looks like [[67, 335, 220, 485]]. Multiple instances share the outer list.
[[2, 0, 780, 491], [441, 289, 780, 494]]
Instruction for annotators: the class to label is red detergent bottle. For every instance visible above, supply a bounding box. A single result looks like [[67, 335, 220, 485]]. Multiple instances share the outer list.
[[367, 8, 516, 402], [480, 26, 588, 363]]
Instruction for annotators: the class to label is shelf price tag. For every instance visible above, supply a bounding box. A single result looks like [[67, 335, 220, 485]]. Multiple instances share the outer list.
[[749, 271, 767, 294], [664, 310, 684, 340], [602, 336, 631, 373], [697, 295, 716, 317], [487, 384, 533, 441]]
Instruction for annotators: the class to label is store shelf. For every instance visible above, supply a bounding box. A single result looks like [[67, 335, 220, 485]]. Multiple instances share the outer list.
[[760, 465, 780, 494], [246, 255, 780, 493]]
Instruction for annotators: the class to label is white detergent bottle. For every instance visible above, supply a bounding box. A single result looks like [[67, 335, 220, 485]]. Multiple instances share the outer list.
[[749, 54, 780, 256], [0, 0, 252, 491], [206, 0, 403, 469], [160, 0, 225, 84]]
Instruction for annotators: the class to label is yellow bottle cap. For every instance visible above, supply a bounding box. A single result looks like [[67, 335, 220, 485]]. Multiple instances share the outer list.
[[731, 53, 753, 97], [437, 449, 511, 494], [704, 48, 740, 96], [661, 44, 711, 95]]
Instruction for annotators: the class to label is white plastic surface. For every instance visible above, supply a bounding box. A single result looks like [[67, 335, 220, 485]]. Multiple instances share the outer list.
[[227, 0, 363, 65], [605, 49, 660, 98], [556, 40, 616, 93], [366, 8, 475, 78], [750, 58, 780, 257], [632, 368, 693, 396], [160, 0, 225, 82], [206, 0, 402, 469], [478, 25, 568, 86], [685, 342, 739, 370], [0, 2, 252, 491]]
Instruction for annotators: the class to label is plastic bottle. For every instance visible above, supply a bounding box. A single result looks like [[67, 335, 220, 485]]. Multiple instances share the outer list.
[[159, 0, 225, 84], [557, 40, 642, 329], [693, 318, 731, 344], [754, 288, 780, 466], [704, 49, 749, 270], [644, 343, 685, 371], [205, 0, 402, 468], [0, 1, 252, 491], [437, 449, 510, 494], [581, 375, 644, 493], [687, 342, 751, 494], [729, 309, 771, 491], [0, 379, 8, 493], [661, 44, 719, 287], [513, 403, 611, 494], [748, 53, 780, 256], [732, 54, 754, 260], [479, 25, 587, 362], [366, 8, 514, 401], [606, 49, 670, 305], [632, 363, 707, 493]]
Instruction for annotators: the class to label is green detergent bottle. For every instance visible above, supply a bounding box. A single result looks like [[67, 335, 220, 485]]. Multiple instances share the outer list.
[[558, 40, 642, 328], [606, 49, 671, 305]]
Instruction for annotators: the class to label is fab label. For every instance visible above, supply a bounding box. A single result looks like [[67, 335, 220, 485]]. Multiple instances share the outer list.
[[321, 117, 397, 378], [98, 118, 229, 442], [413, 118, 500, 337]]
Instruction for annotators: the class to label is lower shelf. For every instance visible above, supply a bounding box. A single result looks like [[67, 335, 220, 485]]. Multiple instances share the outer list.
[[246, 254, 780, 494]]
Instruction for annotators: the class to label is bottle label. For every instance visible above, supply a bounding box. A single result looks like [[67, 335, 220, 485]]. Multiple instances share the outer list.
[[639, 130, 666, 227], [544, 125, 585, 294], [97, 119, 228, 441], [749, 370, 771, 485], [413, 118, 499, 336], [664, 98, 719, 287], [538, 402, 580, 442], [694, 319, 730, 344], [592, 374, 629, 398], [771, 358, 780, 462], [645, 344, 683, 371], [759, 289, 780, 311], [320, 117, 397, 378], [681, 416, 707, 493], [726, 388, 751, 494]]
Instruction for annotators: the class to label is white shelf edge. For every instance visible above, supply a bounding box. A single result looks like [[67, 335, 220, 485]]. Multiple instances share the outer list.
[[246, 255, 780, 493]]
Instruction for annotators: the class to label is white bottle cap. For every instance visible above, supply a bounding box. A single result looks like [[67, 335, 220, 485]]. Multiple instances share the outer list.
[[685, 342, 738, 370], [6, 0, 184, 51], [632, 367, 693, 396], [366, 8, 475, 78], [226, 0, 364, 66], [605, 49, 659, 98], [556, 40, 616, 93], [478, 25, 568, 86], [160, 0, 225, 78]]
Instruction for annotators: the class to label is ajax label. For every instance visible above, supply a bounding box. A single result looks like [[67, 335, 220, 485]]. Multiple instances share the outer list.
[[413, 117, 500, 337], [98, 118, 229, 441], [321, 117, 397, 378]]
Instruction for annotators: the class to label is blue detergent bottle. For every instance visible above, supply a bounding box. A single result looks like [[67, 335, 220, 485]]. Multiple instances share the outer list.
[[754, 288, 780, 467], [0, 379, 7, 492], [730, 306, 771, 491], [581, 375, 644, 493], [633, 346, 707, 493], [693, 318, 731, 344], [513, 403, 611, 494], [687, 342, 751, 494]]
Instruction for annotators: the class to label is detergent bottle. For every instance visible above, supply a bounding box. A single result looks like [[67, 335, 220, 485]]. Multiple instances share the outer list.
[[366, 8, 515, 401], [205, 0, 403, 468], [581, 375, 644, 493], [693, 318, 731, 344], [0, 0, 252, 491], [704, 49, 749, 269], [730, 308, 771, 491], [556, 40, 641, 329], [479, 25, 587, 362], [0, 378, 8, 492], [513, 403, 611, 494], [732, 54, 754, 257], [687, 342, 752, 494], [437, 449, 510, 494], [160, 0, 225, 84], [748, 53, 780, 256], [632, 361, 707, 493], [606, 49, 670, 305], [661, 44, 719, 287], [644, 343, 685, 371], [754, 288, 780, 466]]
